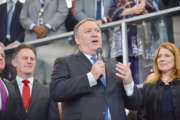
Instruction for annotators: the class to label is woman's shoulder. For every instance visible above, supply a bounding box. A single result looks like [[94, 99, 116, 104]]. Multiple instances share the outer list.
[[173, 78, 180, 86]]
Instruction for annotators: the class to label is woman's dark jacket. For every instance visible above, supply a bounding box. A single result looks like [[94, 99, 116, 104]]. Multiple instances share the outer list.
[[137, 78, 180, 120]]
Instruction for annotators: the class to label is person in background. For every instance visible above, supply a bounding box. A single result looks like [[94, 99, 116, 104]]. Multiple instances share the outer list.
[[74, 0, 111, 24], [108, 0, 155, 84], [20, 0, 68, 41], [74, 0, 112, 57], [0, 0, 25, 47], [11, 44, 59, 120], [160, 0, 180, 43], [137, 42, 180, 120], [1, 63, 16, 81], [65, 0, 78, 32], [64, 0, 78, 45], [50, 18, 142, 120], [0, 45, 18, 120]]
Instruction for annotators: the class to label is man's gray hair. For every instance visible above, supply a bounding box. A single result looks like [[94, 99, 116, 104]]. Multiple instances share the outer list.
[[73, 18, 101, 37]]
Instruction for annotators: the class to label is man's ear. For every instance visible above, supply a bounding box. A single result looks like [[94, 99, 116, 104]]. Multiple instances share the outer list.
[[74, 36, 79, 45], [11, 58, 17, 67]]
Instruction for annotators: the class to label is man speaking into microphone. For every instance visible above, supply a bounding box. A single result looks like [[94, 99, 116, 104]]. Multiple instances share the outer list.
[[50, 18, 142, 120]]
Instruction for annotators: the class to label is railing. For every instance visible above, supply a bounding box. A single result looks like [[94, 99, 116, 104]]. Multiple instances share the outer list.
[[5, 6, 180, 62]]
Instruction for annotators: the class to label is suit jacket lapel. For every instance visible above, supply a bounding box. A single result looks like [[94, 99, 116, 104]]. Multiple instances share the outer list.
[[12, 80, 27, 119], [27, 81, 39, 113], [76, 51, 92, 71], [105, 58, 118, 87], [11, 1, 20, 27]]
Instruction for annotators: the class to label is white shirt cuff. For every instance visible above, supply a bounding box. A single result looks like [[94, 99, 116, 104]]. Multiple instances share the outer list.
[[124, 81, 134, 96], [45, 24, 52, 29], [30, 23, 36, 30], [87, 72, 97, 87]]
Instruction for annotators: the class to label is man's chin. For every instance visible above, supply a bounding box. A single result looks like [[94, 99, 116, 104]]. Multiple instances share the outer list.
[[24, 71, 33, 76]]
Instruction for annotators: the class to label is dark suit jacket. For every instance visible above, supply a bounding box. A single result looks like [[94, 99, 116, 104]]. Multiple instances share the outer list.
[[12, 79, 59, 120], [0, 79, 18, 120], [50, 51, 142, 120], [0, 1, 24, 46]]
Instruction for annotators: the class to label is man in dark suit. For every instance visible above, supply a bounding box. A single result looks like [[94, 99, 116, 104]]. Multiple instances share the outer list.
[[11, 44, 59, 120], [0, 0, 25, 47], [50, 18, 142, 120]]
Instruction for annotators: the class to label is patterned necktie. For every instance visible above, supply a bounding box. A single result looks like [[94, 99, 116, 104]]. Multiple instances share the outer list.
[[22, 80, 30, 111], [91, 56, 108, 120], [7, 0, 14, 39], [0, 79, 8, 115], [96, 0, 102, 20]]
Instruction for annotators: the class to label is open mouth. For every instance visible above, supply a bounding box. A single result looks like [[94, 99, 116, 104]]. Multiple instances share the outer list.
[[92, 40, 98, 43]]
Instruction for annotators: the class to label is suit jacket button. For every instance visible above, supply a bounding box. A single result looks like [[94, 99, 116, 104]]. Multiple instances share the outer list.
[[103, 112, 106, 115]]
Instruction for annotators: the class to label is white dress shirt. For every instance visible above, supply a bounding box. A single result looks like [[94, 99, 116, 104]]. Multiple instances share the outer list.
[[16, 76, 34, 96]]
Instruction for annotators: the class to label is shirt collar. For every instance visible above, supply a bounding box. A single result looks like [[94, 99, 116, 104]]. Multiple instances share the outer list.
[[16, 76, 34, 86], [158, 78, 180, 86], [83, 52, 97, 64]]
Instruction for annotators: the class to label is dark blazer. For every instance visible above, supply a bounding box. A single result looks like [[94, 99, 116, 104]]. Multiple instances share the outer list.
[[12, 79, 59, 120], [50, 51, 142, 120], [137, 79, 180, 120], [0, 1, 24, 46], [0, 79, 18, 120]]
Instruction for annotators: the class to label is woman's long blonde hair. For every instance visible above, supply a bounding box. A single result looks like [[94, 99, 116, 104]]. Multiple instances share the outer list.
[[144, 42, 180, 85]]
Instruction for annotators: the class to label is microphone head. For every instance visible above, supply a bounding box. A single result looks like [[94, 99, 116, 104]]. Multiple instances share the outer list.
[[96, 48, 103, 55]]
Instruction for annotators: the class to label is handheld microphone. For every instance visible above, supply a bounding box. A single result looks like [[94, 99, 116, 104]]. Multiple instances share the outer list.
[[96, 48, 103, 61], [96, 48, 106, 86]]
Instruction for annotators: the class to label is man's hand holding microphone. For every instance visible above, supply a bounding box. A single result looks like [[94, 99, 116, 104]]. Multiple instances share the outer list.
[[90, 48, 105, 80], [91, 48, 133, 85]]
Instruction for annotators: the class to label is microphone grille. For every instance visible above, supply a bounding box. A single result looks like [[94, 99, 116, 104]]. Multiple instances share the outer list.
[[96, 48, 103, 55]]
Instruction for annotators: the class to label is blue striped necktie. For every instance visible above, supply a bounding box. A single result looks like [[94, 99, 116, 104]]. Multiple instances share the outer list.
[[91, 56, 108, 120], [91, 56, 106, 86], [7, 0, 14, 39]]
